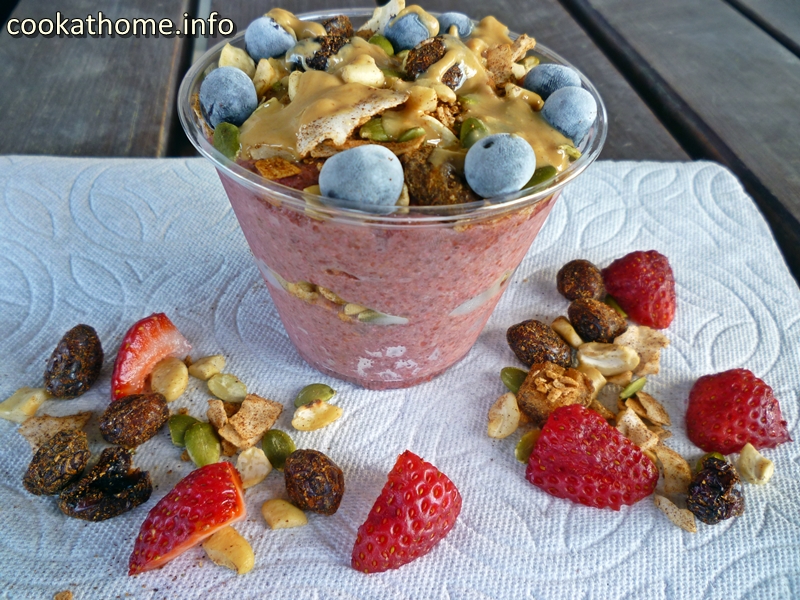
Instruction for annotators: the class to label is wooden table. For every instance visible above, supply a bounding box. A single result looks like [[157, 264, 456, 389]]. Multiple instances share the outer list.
[[0, 0, 797, 283]]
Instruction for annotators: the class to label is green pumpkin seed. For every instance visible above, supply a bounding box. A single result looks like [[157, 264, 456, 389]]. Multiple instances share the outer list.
[[359, 118, 391, 142], [515, 429, 541, 463], [460, 117, 488, 148], [500, 367, 528, 394], [526, 165, 558, 188], [696, 452, 727, 473], [184, 422, 220, 467], [397, 127, 425, 143], [520, 56, 540, 70], [368, 34, 394, 56], [213, 122, 241, 160], [458, 94, 479, 106], [294, 383, 336, 408], [619, 377, 647, 400], [168, 414, 200, 447], [604, 296, 628, 319], [262, 429, 296, 471], [559, 144, 582, 161]]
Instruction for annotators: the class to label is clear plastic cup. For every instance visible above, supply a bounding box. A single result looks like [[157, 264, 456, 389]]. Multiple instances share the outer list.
[[178, 9, 607, 389]]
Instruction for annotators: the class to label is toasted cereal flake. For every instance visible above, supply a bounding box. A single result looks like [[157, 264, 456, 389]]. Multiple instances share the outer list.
[[18, 412, 92, 450], [228, 394, 283, 441], [654, 445, 692, 495], [616, 407, 659, 451], [207, 399, 229, 431], [624, 396, 649, 420], [254, 157, 302, 180], [614, 325, 669, 376], [485, 34, 536, 88], [654, 494, 697, 533], [221, 439, 239, 457], [636, 391, 671, 426]]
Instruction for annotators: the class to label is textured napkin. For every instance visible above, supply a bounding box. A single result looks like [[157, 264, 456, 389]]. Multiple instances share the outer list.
[[0, 157, 798, 600]]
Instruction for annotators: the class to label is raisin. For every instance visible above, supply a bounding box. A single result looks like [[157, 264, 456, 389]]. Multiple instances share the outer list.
[[284, 449, 344, 515], [687, 457, 745, 525], [405, 37, 464, 90], [305, 35, 349, 71], [58, 447, 152, 521], [23, 430, 90, 496], [401, 144, 480, 206], [568, 298, 627, 343], [44, 324, 104, 399], [322, 15, 353, 38], [506, 320, 572, 368], [557, 260, 606, 301], [99, 393, 169, 448]]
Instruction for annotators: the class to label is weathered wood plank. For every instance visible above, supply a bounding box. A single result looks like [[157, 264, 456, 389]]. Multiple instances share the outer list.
[[0, 0, 192, 156], [561, 0, 800, 282], [206, 0, 688, 161], [725, 0, 800, 57]]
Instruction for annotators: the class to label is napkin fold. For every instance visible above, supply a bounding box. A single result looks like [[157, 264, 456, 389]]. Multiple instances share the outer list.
[[0, 157, 798, 599]]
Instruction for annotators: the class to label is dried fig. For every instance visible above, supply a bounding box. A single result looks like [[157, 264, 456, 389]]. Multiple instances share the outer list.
[[568, 298, 627, 343], [557, 260, 605, 301], [23, 430, 90, 495], [44, 324, 104, 399], [284, 449, 344, 515], [506, 320, 572, 368], [99, 393, 169, 448]]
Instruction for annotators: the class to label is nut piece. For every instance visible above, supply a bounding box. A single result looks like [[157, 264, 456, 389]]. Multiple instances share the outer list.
[[208, 373, 247, 402], [150, 356, 189, 402], [236, 446, 272, 489], [557, 259, 605, 301], [341, 54, 386, 87], [577, 342, 640, 376], [219, 43, 255, 78], [18, 411, 92, 451], [737, 442, 774, 485], [615, 407, 659, 452], [261, 498, 308, 530], [516, 362, 593, 427], [291, 400, 343, 431], [23, 430, 90, 495], [188, 355, 226, 381], [654, 445, 692, 495], [568, 298, 627, 343], [507, 320, 572, 368], [44, 324, 104, 399], [0, 387, 49, 423], [551, 316, 584, 349], [614, 325, 670, 375], [635, 391, 671, 426], [253, 58, 277, 97], [487, 392, 521, 439], [284, 449, 344, 515], [58, 447, 152, 521], [202, 526, 255, 575], [654, 495, 697, 533], [99, 393, 169, 448]]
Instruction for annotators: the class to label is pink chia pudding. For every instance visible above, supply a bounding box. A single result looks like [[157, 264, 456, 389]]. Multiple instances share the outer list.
[[179, 3, 606, 389]]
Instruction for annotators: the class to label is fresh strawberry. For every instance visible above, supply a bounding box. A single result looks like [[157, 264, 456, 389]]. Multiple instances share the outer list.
[[111, 313, 191, 401], [527, 405, 658, 510], [351, 450, 462, 573], [686, 369, 791, 454], [602, 250, 676, 329], [128, 462, 245, 575]]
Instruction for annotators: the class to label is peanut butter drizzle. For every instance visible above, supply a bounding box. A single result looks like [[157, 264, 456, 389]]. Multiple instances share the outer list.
[[267, 8, 326, 39], [472, 16, 513, 47]]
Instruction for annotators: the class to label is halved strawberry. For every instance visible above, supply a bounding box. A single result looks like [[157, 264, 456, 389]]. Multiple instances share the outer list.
[[111, 313, 191, 401], [602, 250, 676, 329], [128, 462, 245, 575], [352, 450, 462, 573]]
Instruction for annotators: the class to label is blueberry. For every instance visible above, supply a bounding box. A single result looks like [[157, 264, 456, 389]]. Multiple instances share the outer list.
[[245, 16, 296, 61], [318, 145, 404, 211], [437, 12, 473, 37], [384, 14, 431, 52], [199, 67, 257, 128], [464, 134, 536, 198], [523, 64, 582, 100], [542, 86, 597, 144]]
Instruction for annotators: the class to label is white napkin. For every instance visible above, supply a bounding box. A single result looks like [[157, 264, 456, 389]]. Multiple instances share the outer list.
[[0, 157, 798, 599]]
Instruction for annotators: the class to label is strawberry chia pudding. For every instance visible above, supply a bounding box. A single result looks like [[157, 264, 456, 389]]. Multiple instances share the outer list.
[[178, 2, 606, 389]]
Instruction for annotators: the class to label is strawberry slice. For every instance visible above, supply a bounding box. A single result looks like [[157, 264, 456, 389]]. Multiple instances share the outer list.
[[527, 404, 658, 510], [128, 462, 245, 575], [352, 450, 462, 573], [111, 313, 191, 401]]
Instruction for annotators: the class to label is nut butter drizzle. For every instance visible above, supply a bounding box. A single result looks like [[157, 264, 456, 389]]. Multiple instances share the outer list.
[[239, 8, 571, 172]]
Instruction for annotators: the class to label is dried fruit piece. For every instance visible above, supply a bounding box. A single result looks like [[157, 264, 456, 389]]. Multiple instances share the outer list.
[[262, 429, 296, 470], [59, 447, 152, 521], [185, 422, 221, 468], [352, 450, 462, 573], [0, 387, 49, 423], [188, 355, 226, 381], [111, 313, 191, 401], [528, 405, 658, 510], [18, 411, 92, 451], [686, 457, 745, 525], [284, 449, 344, 515], [202, 526, 254, 575], [236, 446, 272, 489], [568, 298, 627, 343], [516, 362, 593, 427], [557, 259, 605, 301], [323, 15, 354, 37], [208, 373, 248, 402], [149, 356, 189, 402], [291, 400, 343, 431], [487, 392, 521, 439], [44, 324, 104, 399], [128, 462, 245, 575], [736, 442, 774, 485], [602, 250, 676, 329], [99, 393, 169, 448], [23, 430, 90, 496], [261, 498, 308, 530], [686, 369, 791, 454], [506, 320, 572, 368]]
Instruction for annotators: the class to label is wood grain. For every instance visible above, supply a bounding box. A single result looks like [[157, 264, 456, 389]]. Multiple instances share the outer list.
[[0, 0, 192, 157], [563, 0, 800, 281], [724, 0, 800, 57], [206, 0, 687, 161]]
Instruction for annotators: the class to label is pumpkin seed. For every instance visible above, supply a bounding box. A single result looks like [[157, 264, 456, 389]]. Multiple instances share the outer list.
[[294, 383, 336, 408], [500, 367, 528, 394], [262, 429, 296, 470], [168, 414, 200, 447], [368, 34, 394, 56], [515, 429, 541, 463], [184, 422, 221, 467], [213, 123, 240, 160], [619, 377, 647, 400]]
